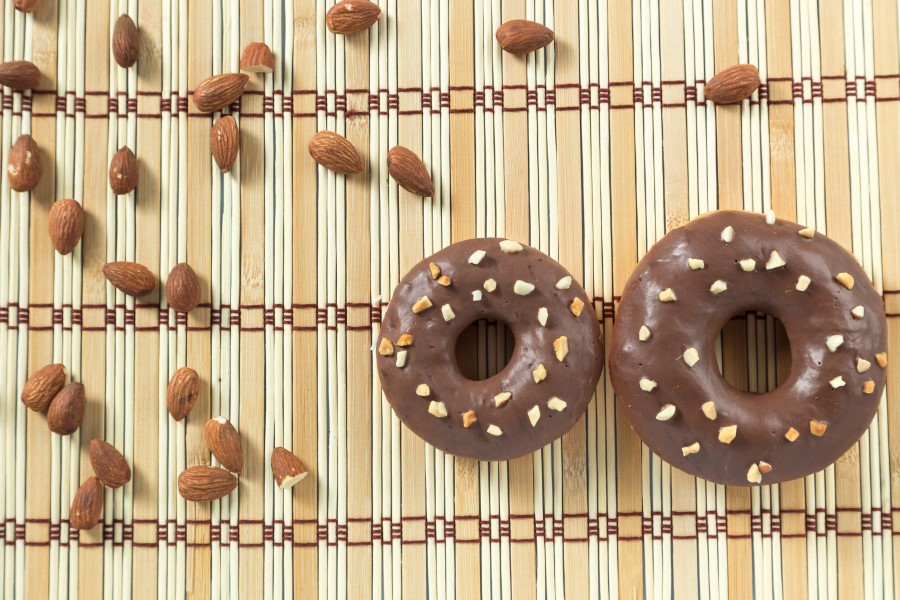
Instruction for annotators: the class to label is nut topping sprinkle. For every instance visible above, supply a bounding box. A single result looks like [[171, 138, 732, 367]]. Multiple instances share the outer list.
[[758, 461, 773, 474], [553, 336, 569, 361], [468, 250, 486, 265], [513, 280, 535, 295], [484, 279, 497, 292], [683, 347, 700, 367], [810, 420, 827, 436], [472, 290, 483, 301], [682, 442, 700, 456], [688, 258, 705, 270], [739, 258, 756, 272], [527, 405, 541, 426], [835, 272, 855, 289], [462, 410, 477, 428], [829, 376, 846, 389], [547, 397, 567, 411], [798, 227, 815, 238], [397, 333, 414, 346], [795, 275, 811, 292], [555, 276, 572, 290], [428, 401, 448, 418], [856, 358, 871, 373], [441, 304, 456, 321], [378, 338, 394, 356], [875, 352, 888, 368], [655, 404, 676, 421], [532, 364, 547, 383], [493, 391, 512, 407], [639, 325, 651, 341], [709, 280, 728, 294], [862, 380, 875, 394], [701, 401, 717, 420], [721, 226, 735, 243], [486, 424, 503, 436], [437, 275, 451, 287], [570, 298, 585, 317], [412, 296, 433, 313], [825, 335, 844, 352], [747, 463, 762, 484], [537, 307, 548, 326], [718, 425, 737, 444], [396, 351, 408, 368], [658, 288, 677, 302], [416, 384, 430, 397], [765, 250, 786, 270], [765, 210, 776, 225], [639, 378, 657, 392], [851, 305, 864, 319], [499, 240, 523, 253], [785, 427, 800, 442], [429, 262, 441, 279]]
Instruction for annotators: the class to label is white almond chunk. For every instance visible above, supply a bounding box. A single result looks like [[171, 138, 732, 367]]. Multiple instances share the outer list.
[[468, 249, 487, 265], [682, 442, 701, 456], [472, 290, 483, 302], [396, 350, 408, 368], [547, 397, 567, 411], [639, 377, 657, 392], [537, 307, 548, 326], [796, 275, 811, 292], [499, 240, 523, 253], [747, 463, 762, 484], [721, 226, 735, 243], [553, 336, 569, 361], [639, 325, 651, 341], [532, 364, 547, 383], [441, 304, 456, 321], [659, 288, 677, 302], [416, 384, 430, 397], [835, 272, 855, 289], [701, 401, 717, 420], [825, 335, 844, 353], [709, 280, 728, 294], [851, 305, 865, 319], [656, 404, 676, 421], [514, 280, 535, 295], [766, 250, 786, 270], [555, 276, 572, 290], [739, 258, 756, 272], [829, 376, 846, 389], [798, 227, 815, 239], [718, 424, 737, 444], [856, 358, 872, 373], [483, 278, 497, 292], [683, 347, 700, 367], [412, 296, 433, 314], [688, 258, 705, 270], [765, 210, 776, 225], [527, 405, 541, 427], [486, 424, 503, 436], [493, 391, 511, 407], [428, 401, 448, 418]]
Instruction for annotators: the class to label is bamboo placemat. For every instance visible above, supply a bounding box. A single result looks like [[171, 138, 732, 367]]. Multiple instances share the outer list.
[[1, 0, 898, 598]]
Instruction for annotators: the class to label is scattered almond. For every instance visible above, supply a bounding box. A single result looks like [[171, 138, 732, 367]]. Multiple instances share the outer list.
[[47, 382, 85, 435], [396, 333, 413, 347], [109, 147, 138, 195], [875, 352, 888, 368], [177, 466, 238, 501], [0, 60, 41, 90], [658, 288, 677, 302], [495, 19, 554, 55], [271, 447, 308, 489], [112, 15, 141, 68], [758, 461, 773, 474], [240, 42, 275, 73], [437, 275, 451, 287], [700, 401, 717, 420], [682, 442, 700, 456], [102, 261, 156, 297], [834, 272, 854, 290], [89, 439, 131, 488], [428, 262, 441, 279], [167, 367, 200, 421], [746, 463, 762, 484], [308, 131, 363, 175], [493, 391, 511, 407], [204, 417, 243, 473], [165, 263, 201, 313], [70, 477, 103, 530], [7, 134, 42, 192], [785, 427, 800, 442], [411, 296, 432, 314], [655, 404, 676, 421], [809, 420, 827, 437], [22, 363, 66, 412], [570, 297, 585, 317], [718, 425, 737, 444], [703, 64, 761, 104], [326, 0, 382, 35], [48, 199, 84, 255], [862, 380, 876, 394], [387, 146, 434, 197], [192, 73, 249, 113], [428, 401, 448, 418], [856, 358, 871, 373], [462, 410, 477, 428], [553, 336, 568, 361], [210, 115, 239, 173], [377, 337, 394, 356]]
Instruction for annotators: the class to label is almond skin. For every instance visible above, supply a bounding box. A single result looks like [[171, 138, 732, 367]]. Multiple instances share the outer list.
[[271, 447, 308, 489], [167, 367, 200, 421], [308, 131, 363, 175], [193, 73, 249, 113], [112, 15, 140, 68], [22, 363, 66, 412], [0, 60, 41, 90], [70, 477, 103, 530], [204, 417, 243, 473], [13, 0, 40, 13], [387, 146, 434, 197], [89, 439, 131, 488], [240, 42, 274, 74], [47, 382, 85, 435], [7, 134, 42, 192], [48, 199, 84, 256], [109, 147, 138, 195], [326, 0, 382, 35], [178, 466, 238, 501], [102, 261, 156, 297], [495, 20, 555, 55], [704, 64, 761, 104], [165, 263, 201, 313], [210, 116, 239, 173]]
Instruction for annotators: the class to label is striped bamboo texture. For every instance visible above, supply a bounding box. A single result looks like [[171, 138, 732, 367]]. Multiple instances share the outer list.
[[1, 0, 899, 598]]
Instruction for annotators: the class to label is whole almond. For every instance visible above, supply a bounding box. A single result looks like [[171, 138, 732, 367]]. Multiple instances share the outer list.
[[7, 134, 42, 192], [165, 263, 201, 313], [204, 417, 243, 473], [13, 0, 40, 13], [70, 477, 103, 530], [178, 466, 238, 501], [495, 20, 554, 55], [193, 73, 249, 113], [326, 0, 382, 35], [271, 447, 308, 489], [47, 382, 85, 435], [112, 15, 140, 68], [387, 146, 434, 197], [21, 363, 66, 412], [102, 261, 156, 297], [308, 131, 363, 175], [0, 60, 41, 90], [704, 64, 761, 104], [89, 439, 131, 488], [210, 116, 239, 173], [167, 367, 200, 421], [48, 199, 84, 255], [109, 147, 138, 195], [240, 42, 274, 74]]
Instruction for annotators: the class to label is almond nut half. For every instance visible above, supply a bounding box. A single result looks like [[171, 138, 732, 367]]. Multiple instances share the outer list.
[[0, 60, 41, 90], [48, 199, 84, 256], [192, 73, 249, 113], [177, 466, 238, 502], [271, 447, 309, 489], [326, 0, 382, 35], [210, 115, 239, 173], [7, 134, 43, 192], [703, 64, 761, 104], [167, 367, 200, 421], [387, 146, 434, 197], [102, 261, 157, 297], [112, 14, 141, 68], [70, 477, 103, 530], [47, 382, 85, 435], [89, 439, 132, 488], [495, 20, 555, 55], [204, 416, 243, 473], [308, 131, 363, 175], [22, 363, 67, 412], [240, 42, 275, 73], [165, 263, 201, 313], [109, 147, 138, 195]]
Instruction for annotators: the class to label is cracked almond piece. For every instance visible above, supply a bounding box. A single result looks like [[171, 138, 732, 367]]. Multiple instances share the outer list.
[[739, 258, 756, 272], [798, 227, 815, 238], [527, 405, 541, 426], [570, 297, 585, 317], [483, 279, 497, 292], [758, 461, 772, 474], [411, 296, 432, 314], [856, 358, 871, 373], [655, 404, 676, 421], [499, 239, 523, 253], [875, 352, 887, 368], [809, 420, 827, 437], [468, 250, 486, 265], [555, 276, 572, 290], [396, 333, 413, 347], [688, 258, 705, 270], [395, 351, 407, 368], [658, 288, 677, 302], [537, 307, 548, 326], [682, 442, 700, 456], [717, 425, 737, 444], [851, 305, 865, 319], [441, 304, 456, 321], [532, 364, 547, 383], [415, 384, 430, 397], [429, 262, 441, 279], [428, 401, 447, 418], [486, 424, 503, 436], [862, 380, 876, 394], [638, 325, 651, 341], [462, 410, 477, 428], [553, 336, 568, 361], [378, 338, 394, 356], [493, 392, 511, 408], [785, 427, 800, 442], [766, 250, 786, 270], [683, 347, 700, 367], [547, 397, 567, 411], [765, 210, 776, 225], [721, 226, 735, 243], [709, 280, 728, 294], [700, 401, 717, 420], [472, 290, 483, 301], [271, 447, 308, 489], [437, 275, 451, 287], [746, 463, 762, 484], [796, 275, 811, 292], [835, 272, 854, 289], [639, 378, 657, 392], [513, 280, 535, 295]]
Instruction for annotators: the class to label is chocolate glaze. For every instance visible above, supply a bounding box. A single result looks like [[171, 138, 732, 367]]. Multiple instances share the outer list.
[[377, 238, 604, 461], [610, 211, 888, 486]]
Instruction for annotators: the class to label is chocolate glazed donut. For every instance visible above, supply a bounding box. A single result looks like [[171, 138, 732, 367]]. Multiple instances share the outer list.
[[376, 238, 604, 461], [610, 211, 888, 485]]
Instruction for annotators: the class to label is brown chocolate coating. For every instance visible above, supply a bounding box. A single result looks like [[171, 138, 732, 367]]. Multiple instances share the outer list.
[[610, 211, 888, 486], [377, 238, 604, 461]]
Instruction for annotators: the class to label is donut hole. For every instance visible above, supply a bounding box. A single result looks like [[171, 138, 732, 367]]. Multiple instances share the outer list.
[[716, 310, 792, 393], [455, 318, 516, 381]]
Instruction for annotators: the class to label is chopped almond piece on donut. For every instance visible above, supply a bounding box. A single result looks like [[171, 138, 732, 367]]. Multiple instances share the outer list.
[[395, 351, 407, 368], [527, 405, 541, 426], [437, 275, 451, 287], [683, 348, 700, 367], [658, 288, 677, 302], [429, 262, 441, 279], [493, 392, 511, 407], [875, 352, 888, 368], [721, 226, 735, 243], [682, 442, 700, 456], [862, 380, 876, 394], [570, 298, 585, 317], [532, 364, 547, 383], [483, 279, 497, 292], [639, 378, 657, 392], [555, 276, 572, 290], [416, 384, 430, 397], [856, 358, 871, 373], [835, 272, 854, 289], [472, 290, 482, 301], [547, 397, 567, 411], [468, 249, 486, 265], [825, 335, 843, 353], [461, 410, 477, 428], [655, 404, 676, 421], [639, 326, 651, 341], [809, 420, 827, 437], [746, 463, 762, 484], [758, 461, 773, 474], [739, 258, 756, 271], [486, 424, 503, 436], [412, 296, 433, 313], [553, 336, 569, 361], [798, 227, 815, 238], [688, 258, 705, 270], [829, 376, 845, 389], [513, 280, 535, 295], [441, 304, 456, 321], [396, 333, 413, 347], [709, 280, 727, 294], [785, 427, 800, 442], [378, 338, 394, 356], [851, 305, 864, 319], [765, 210, 776, 225], [499, 240, 523, 253], [701, 401, 717, 420], [796, 275, 811, 292], [428, 401, 447, 418], [718, 425, 737, 444], [537, 307, 548, 326], [765, 250, 786, 270]]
